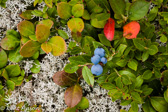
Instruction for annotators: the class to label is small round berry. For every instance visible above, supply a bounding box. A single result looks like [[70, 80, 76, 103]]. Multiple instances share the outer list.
[[101, 57, 107, 64], [91, 64, 103, 76], [91, 55, 101, 64], [94, 48, 105, 57]]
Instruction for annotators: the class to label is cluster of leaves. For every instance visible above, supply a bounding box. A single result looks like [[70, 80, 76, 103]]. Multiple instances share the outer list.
[[49, 0, 168, 112], [0, 0, 70, 110], [1, 0, 168, 111], [0, 0, 7, 8]]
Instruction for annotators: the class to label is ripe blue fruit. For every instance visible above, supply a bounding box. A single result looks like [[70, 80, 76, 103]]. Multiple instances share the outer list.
[[101, 57, 107, 64], [91, 64, 103, 76], [91, 55, 101, 64], [94, 48, 105, 57]]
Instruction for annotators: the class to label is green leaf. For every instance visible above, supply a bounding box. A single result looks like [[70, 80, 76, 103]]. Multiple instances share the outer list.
[[64, 84, 83, 108], [6, 80, 15, 91], [41, 42, 52, 54], [128, 59, 138, 71], [29, 35, 37, 41], [122, 75, 132, 85], [128, 1, 150, 20], [82, 23, 97, 39], [72, 4, 84, 17], [131, 92, 142, 103], [109, 0, 126, 17], [142, 51, 149, 62], [96, 13, 110, 21], [38, 19, 54, 29], [64, 63, 79, 73], [36, 24, 50, 43], [2, 69, 9, 80], [8, 47, 23, 63], [81, 36, 95, 55], [17, 20, 35, 37], [143, 70, 153, 80], [82, 66, 94, 87], [69, 55, 91, 65], [64, 107, 76, 112], [31, 10, 43, 17], [76, 97, 89, 110], [116, 59, 127, 67], [57, 2, 72, 19], [147, 7, 158, 21], [58, 30, 69, 39], [5, 64, 21, 77], [82, 10, 90, 20], [119, 70, 136, 82], [67, 18, 84, 32], [20, 40, 41, 57], [90, 18, 106, 28], [34, 0, 39, 7], [85, 0, 103, 13], [32, 51, 39, 60], [19, 10, 33, 20], [99, 82, 116, 90], [120, 100, 132, 106], [115, 77, 123, 89], [48, 36, 67, 56], [30, 60, 40, 74], [161, 70, 168, 86], [135, 76, 143, 88], [142, 99, 156, 112], [142, 85, 153, 96], [159, 12, 168, 24], [53, 70, 78, 87], [0, 49, 7, 68], [10, 77, 23, 86], [133, 38, 146, 51], [160, 34, 167, 43], [150, 97, 168, 112], [44, 0, 52, 8], [98, 34, 111, 47], [148, 45, 158, 55], [164, 89, 168, 103], [115, 44, 127, 57], [1, 35, 20, 50], [131, 101, 138, 112]]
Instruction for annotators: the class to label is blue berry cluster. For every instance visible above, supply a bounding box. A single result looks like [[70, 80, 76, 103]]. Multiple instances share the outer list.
[[91, 48, 107, 76]]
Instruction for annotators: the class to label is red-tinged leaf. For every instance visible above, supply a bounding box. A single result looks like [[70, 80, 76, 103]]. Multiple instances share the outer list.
[[38, 19, 54, 29], [36, 24, 50, 43], [20, 40, 41, 57], [123, 21, 140, 39], [64, 84, 83, 108], [53, 70, 78, 87], [48, 36, 67, 56], [19, 10, 33, 20], [104, 18, 115, 41], [41, 42, 52, 54], [67, 18, 84, 33], [17, 20, 35, 37]]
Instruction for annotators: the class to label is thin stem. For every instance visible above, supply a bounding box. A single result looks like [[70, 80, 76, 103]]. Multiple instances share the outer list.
[[113, 68, 121, 77]]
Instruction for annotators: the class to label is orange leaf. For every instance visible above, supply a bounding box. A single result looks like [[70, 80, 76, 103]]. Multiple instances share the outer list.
[[123, 21, 140, 39]]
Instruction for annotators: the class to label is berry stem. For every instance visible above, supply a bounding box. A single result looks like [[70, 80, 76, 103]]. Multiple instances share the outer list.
[[113, 68, 121, 77]]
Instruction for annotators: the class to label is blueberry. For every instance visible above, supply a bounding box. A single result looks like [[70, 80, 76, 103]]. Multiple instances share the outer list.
[[91, 64, 103, 76], [91, 55, 101, 64], [94, 48, 105, 57], [101, 57, 107, 64]]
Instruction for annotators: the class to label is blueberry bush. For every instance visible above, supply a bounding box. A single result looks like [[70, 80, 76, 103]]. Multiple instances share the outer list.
[[0, 0, 168, 111]]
